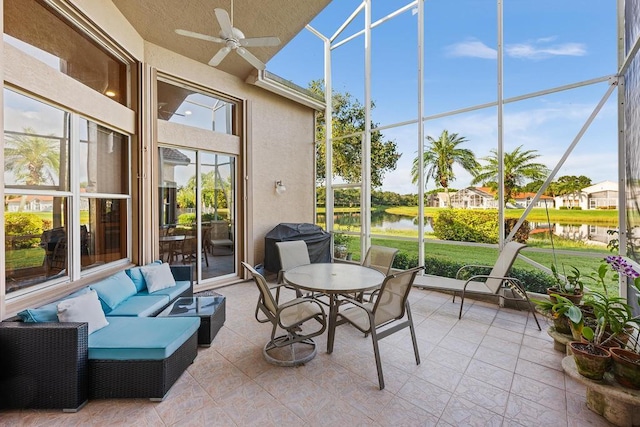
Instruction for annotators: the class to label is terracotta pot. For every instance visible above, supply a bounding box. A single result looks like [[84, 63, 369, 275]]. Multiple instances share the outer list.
[[554, 315, 572, 335], [609, 347, 640, 389], [569, 341, 611, 380], [547, 288, 583, 304]]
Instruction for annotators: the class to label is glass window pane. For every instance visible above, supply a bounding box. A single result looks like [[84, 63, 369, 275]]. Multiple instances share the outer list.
[[4, 0, 128, 104], [157, 80, 235, 134], [4, 89, 69, 189], [81, 197, 127, 268], [5, 195, 68, 293], [79, 119, 128, 194]]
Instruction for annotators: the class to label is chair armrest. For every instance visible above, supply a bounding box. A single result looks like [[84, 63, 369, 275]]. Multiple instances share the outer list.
[[456, 264, 493, 279], [463, 275, 521, 290], [277, 296, 325, 313]]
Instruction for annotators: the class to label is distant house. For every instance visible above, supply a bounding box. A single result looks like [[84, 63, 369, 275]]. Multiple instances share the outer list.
[[6, 195, 54, 212], [449, 187, 498, 209], [448, 187, 554, 209], [553, 180, 618, 210]]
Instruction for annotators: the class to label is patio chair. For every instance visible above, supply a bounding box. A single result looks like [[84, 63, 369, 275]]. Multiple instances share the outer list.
[[275, 240, 311, 301], [363, 245, 399, 275], [336, 266, 424, 390], [413, 241, 541, 330], [242, 262, 327, 366], [358, 245, 399, 301], [209, 220, 233, 255]]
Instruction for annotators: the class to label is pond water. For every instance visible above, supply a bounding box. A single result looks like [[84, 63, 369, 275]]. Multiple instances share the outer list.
[[317, 211, 616, 246]]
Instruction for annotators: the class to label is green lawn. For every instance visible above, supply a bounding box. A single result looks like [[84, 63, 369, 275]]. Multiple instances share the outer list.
[[386, 206, 618, 225], [339, 235, 617, 295]]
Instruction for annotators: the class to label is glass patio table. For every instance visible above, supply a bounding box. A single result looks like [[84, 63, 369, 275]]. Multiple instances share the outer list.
[[283, 263, 385, 354]]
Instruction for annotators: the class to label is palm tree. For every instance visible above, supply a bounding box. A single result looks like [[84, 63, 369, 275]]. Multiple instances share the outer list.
[[411, 130, 478, 206], [471, 145, 550, 204], [555, 175, 591, 208], [4, 127, 60, 186]]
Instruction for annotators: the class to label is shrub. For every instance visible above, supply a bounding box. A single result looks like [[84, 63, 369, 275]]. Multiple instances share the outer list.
[[433, 209, 529, 244], [178, 212, 227, 224], [5, 212, 44, 249]]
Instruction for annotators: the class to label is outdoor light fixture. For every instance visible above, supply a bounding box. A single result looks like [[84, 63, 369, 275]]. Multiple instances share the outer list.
[[275, 180, 286, 195]]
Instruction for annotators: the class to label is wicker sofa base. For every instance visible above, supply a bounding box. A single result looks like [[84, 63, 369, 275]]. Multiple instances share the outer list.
[[0, 322, 89, 412], [89, 330, 198, 400]]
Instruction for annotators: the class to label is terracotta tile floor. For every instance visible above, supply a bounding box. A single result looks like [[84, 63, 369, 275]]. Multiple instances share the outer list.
[[0, 280, 615, 426]]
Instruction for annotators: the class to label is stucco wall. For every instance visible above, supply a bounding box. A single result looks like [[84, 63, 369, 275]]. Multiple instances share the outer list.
[[145, 43, 316, 268]]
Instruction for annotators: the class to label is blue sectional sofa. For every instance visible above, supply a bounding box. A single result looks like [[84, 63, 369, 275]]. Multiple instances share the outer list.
[[0, 263, 199, 412]]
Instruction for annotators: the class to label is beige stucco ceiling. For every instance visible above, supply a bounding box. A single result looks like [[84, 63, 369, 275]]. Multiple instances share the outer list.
[[112, 0, 331, 80]]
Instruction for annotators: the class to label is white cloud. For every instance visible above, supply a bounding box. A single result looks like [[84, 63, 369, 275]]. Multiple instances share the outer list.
[[445, 37, 587, 60], [445, 39, 497, 59], [506, 42, 586, 59]]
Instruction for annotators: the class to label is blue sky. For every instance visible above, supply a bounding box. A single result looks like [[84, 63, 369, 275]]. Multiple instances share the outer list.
[[268, 0, 619, 195]]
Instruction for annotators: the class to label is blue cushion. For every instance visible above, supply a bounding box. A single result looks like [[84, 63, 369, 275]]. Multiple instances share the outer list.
[[125, 260, 162, 292], [137, 280, 190, 301], [105, 295, 169, 317], [90, 271, 137, 313], [89, 316, 200, 360], [17, 287, 91, 323]]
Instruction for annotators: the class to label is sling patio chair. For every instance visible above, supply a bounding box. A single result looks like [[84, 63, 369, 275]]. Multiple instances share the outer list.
[[275, 240, 311, 300], [242, 262, 326, 366], [335, 266, 424, 390], [358, 245, 399, 301], [413, 241, 541, 330]]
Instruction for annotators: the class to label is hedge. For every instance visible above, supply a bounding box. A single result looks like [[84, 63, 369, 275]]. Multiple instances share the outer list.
[[432, 209, 529, 244]]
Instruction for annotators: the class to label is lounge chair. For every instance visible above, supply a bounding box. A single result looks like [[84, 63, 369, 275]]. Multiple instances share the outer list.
[[413, 241, 541, 330]]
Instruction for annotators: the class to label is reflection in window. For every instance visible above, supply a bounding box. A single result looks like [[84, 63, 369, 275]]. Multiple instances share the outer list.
[[3, 0, 128, 104], [4, 91, 131, 294], [157, 79, 235, 134], [79, 119, 128, 194], [81, 198, 127, 269], [4, 196, 68, 293], [3, 90, 69, 189]]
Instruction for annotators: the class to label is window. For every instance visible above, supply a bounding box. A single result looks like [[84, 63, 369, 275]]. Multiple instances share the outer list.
[[157, 79, 235, 134], [4, 89, 130, 295], [3, 0, 128, 105]]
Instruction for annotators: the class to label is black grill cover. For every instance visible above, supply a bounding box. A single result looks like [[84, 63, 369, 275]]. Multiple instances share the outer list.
[[264, 223, 331, 272]]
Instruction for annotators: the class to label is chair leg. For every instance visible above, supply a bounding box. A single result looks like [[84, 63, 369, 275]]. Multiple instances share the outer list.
[[526, 295, 542, 331], [370, 328, 385, 390], [406, 302, 420, 365], [458, 291, 466, 319]]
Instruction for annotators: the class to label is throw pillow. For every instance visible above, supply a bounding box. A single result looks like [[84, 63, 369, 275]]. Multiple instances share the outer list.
[[140, 262, 176, 293], [90, 270, 138, 313], [125, 259, 162, 292], [17, 287, 90, 323], [57, 289, 109, 334]]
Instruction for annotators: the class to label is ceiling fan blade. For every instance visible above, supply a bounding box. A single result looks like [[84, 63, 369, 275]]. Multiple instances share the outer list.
[[239, 36, 281, 47], [214, 8, 234, 38], [208, 46, 232, 66], [175, 29, 224, 44], [236, 47, 266, 70]]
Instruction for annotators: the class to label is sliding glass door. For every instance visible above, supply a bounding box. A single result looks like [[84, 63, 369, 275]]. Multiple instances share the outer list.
[[158, 147, 236, 284]]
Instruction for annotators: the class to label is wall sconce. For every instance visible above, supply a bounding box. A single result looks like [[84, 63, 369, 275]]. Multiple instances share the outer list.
[[275, 180, 286, 195]]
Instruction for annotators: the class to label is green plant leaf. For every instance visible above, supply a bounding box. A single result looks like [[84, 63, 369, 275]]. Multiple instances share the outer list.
[[582, 326, 595, 341]]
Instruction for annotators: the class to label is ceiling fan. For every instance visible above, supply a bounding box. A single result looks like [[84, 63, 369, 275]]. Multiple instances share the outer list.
[[175, 0, 281, 70]]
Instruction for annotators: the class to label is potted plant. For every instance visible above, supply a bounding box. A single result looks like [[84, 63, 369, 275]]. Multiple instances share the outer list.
[[332, 232, 349, 259], [547, 264, 585, 304], [603, 256, 640, 389]]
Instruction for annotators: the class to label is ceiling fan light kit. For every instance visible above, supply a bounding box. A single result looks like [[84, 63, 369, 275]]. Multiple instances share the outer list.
[[175, 0, 280, 70]]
